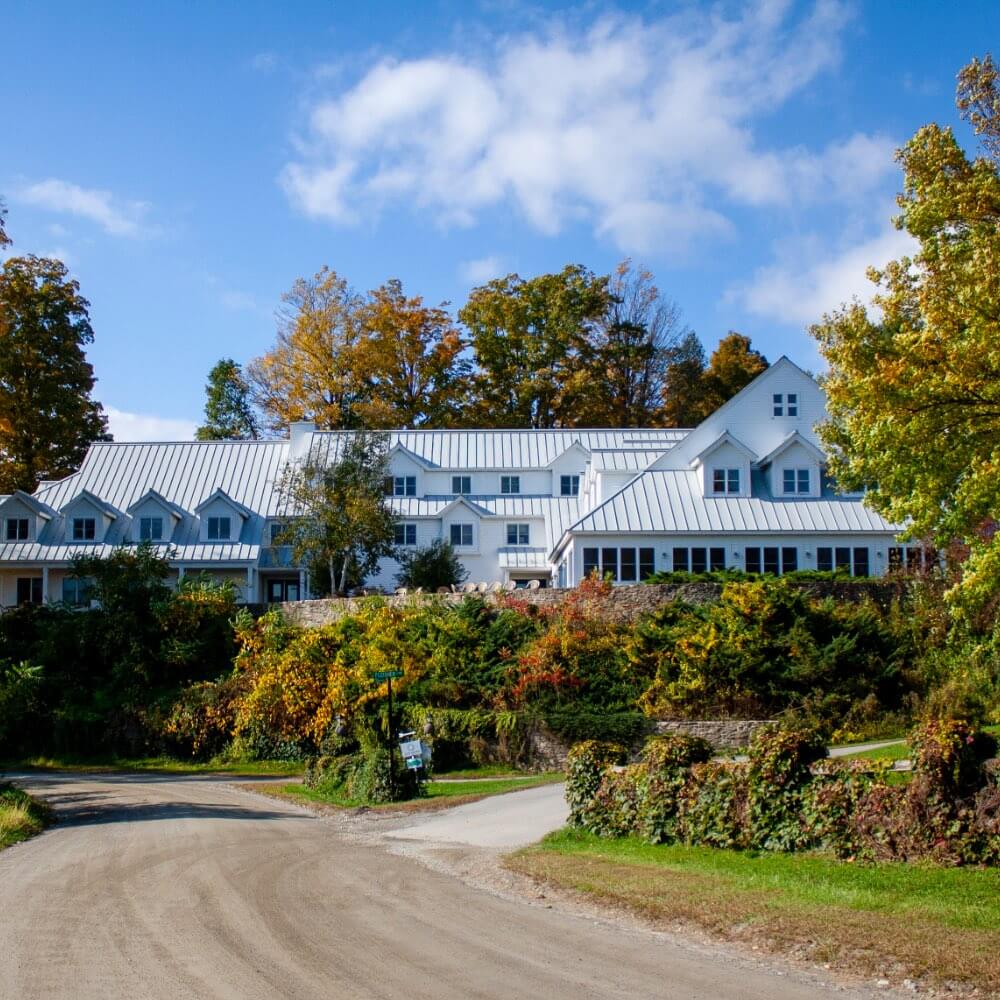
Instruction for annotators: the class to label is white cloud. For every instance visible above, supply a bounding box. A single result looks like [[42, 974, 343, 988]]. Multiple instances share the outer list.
[[460, 255, 506, 285], [251, 51, 277, 72], [106, 408, 197, 442], [20, 179, 150, 237], [281, 2, 895, 253], [730, 219, 918, 327]]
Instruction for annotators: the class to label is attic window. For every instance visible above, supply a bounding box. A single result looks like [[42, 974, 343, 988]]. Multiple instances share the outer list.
[[139, 516, 163, 541], [72, 517, 96, 541], [773, 393, 798, 417], [207, 516, 231, 541], [5, 518, 28, 541], [712, 468, 740, 494]]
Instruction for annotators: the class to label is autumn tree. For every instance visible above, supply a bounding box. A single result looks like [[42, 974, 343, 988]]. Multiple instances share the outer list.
[[813, 54, 1000, 610], [700, 333, 768, 412], [0, 256, 109, 492], [196, 358, 259, 440], [459, 265, 611, 428], [0, 200, 9, 249], [578, 259, 689, 427], [275, 431, 396, 595], [249, 267, 368, 433], [357, 279, 469, 427]]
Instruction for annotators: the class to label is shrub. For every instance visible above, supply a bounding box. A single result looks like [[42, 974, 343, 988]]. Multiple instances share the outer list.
[[565, 740, 628, 825], [678, 761, 750, 849], [395, 539, 468, 591]]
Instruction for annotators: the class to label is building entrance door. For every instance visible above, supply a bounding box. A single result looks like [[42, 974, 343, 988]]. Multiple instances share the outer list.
[[266, 578, 300, 603]]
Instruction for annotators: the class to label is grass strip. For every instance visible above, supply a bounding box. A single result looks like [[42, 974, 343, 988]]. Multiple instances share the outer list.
[[6, 755, 306, 777], [0, 782, 51, 850], [507, 828, 1000, 992]]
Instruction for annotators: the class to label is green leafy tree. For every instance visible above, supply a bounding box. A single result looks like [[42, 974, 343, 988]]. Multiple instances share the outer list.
[[396, 539, 469, 591], [0, 256, 109, 492], [275, 431, 396, 594], [196, 358, 259, 440], [813, 55, 1000, 611], [700, 332, 768, 411], [460, 265, 611, 428], [660, 332, 709, 426]]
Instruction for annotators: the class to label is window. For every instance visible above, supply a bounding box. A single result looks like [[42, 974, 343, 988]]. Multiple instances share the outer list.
[[62, 577, 93, 607], [888, 546, 903, 570], [450, 523, 473, 547], [5, 518, 28, 541], [817, 547, 833, 572], [72, 517, 96, 541], [620, 548, 637, 581], [139, 516, 163, 541], [773, 393, 798, 417], [207, 516, 231, 541], [745, 547, 797, 575], [639, 548, 656, 580], [270, 522, 288, 544], [394, 476, 417, 497], [763, 547, 780, 575], [394, 523, 417, 546], [452, 475, 471, 495], [835, 546, 851, 571], [560, 475, 580, 496], [500, 475, 520, 495], [691, 547, 707, 573], [16, 578, 42, 605], [673, 547, 689, 572], [583, 547, 599, 577], [783, 468, 811, 494], [712, 468, 740, 494], [853, 547, 870, 577], [506, 523, 530, 546], [710, 547, 725, 571], [601, 548, 619, 581]]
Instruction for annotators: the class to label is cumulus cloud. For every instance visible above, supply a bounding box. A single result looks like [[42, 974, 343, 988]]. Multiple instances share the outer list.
[[281, 1, 895, 253], [460, 255, 506, 285], [106, 408, 197, 442], [729, 218, 918, 326], [20, 179, 151, 237]]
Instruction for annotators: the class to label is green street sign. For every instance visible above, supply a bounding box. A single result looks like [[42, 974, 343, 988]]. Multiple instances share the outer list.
[[373, 669, 404, 682]]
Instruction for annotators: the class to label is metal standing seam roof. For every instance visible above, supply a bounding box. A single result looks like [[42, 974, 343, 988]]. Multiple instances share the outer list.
[[0, 542, 261, 565], [567, 469, 903, 536], [8, 440, 293, 557], [305, 428, 687, 469]]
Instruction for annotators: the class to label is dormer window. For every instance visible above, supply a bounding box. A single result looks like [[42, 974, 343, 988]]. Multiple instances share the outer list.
[[782, 469, 811, 495], [773, 393, 798, 417], [207, 516, 231, 541], [385, 475, 416, 497], [452, 475, 471, 495], [560, 475, 580, 496], [500, 475, 520, 495], [712, 468, 740, 494], [72, 517, 96, 541], [139, 516, 163, 541], [5, 518, 28, 541]]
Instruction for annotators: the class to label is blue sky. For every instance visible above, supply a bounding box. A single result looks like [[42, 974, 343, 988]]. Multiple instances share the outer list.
[[3, 0, 994, 439]]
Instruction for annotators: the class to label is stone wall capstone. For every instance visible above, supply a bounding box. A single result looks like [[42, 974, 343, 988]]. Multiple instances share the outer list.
[[653, 719, 773, 749]]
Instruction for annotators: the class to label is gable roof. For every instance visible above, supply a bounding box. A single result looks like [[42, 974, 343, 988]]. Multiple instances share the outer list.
[[0, 490, 57, 520], [387, 442, 436, 469], [435, 496, 494, 519], [194, 487, 253, 520], [126, 488, 187, 521], [756, 431, 826, 468], [60, 489, 119, 519], [688, 431, 758, 467]]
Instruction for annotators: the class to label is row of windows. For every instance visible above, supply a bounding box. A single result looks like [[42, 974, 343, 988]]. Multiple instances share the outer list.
[[745, 546, 798, 574], [583, 547, 656, 582], [673, 547, 726, 572], [711, 468, 812, 497], [394, 523, 533, 547], [669, 545, 870, 576], [387, 474, 582, 498], [4, 514, 230, 543], [816, 547, 869, 576]]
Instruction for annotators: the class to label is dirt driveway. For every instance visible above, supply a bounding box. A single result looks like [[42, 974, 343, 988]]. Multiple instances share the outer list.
[[0, 771, 894, 999]]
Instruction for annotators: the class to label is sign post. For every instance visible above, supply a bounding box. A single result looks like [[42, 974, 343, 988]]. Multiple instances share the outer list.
[[373, 669, 404, 794]]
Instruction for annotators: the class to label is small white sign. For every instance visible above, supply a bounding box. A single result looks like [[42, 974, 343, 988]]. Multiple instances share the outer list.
[[399, 739, 422, 759]]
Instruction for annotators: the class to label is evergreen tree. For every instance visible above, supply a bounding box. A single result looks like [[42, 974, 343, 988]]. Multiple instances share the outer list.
[[0, 255, 109, 492], [196, 358, 259, 440]]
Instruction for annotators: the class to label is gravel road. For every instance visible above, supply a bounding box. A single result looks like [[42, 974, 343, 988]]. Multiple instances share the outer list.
[[0, 771, 891, 1000]]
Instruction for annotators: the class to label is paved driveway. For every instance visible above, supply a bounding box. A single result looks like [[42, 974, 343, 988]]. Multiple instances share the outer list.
[[0, 771, 890, 1000]]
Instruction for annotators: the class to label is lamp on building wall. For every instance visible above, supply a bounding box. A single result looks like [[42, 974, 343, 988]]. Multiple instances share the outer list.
[[733, 550, 741, 558]]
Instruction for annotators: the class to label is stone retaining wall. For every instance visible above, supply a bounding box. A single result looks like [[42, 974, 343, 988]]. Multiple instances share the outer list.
[[653, 718, 773, 749], [278, 579, 897, 628]]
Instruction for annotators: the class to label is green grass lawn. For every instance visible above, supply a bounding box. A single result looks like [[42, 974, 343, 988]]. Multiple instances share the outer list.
[[0, 783, 50, 850], [277, 772, 562, 810], [509, 828, 1000, 990], [6, 754, 306, 778]]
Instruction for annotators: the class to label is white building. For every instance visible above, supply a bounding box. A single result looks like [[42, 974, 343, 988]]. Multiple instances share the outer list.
[[0, 358, 909, 606]]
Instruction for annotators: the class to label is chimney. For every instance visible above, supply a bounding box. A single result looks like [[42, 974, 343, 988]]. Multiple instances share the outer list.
[[288, 421, 316, 462]]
